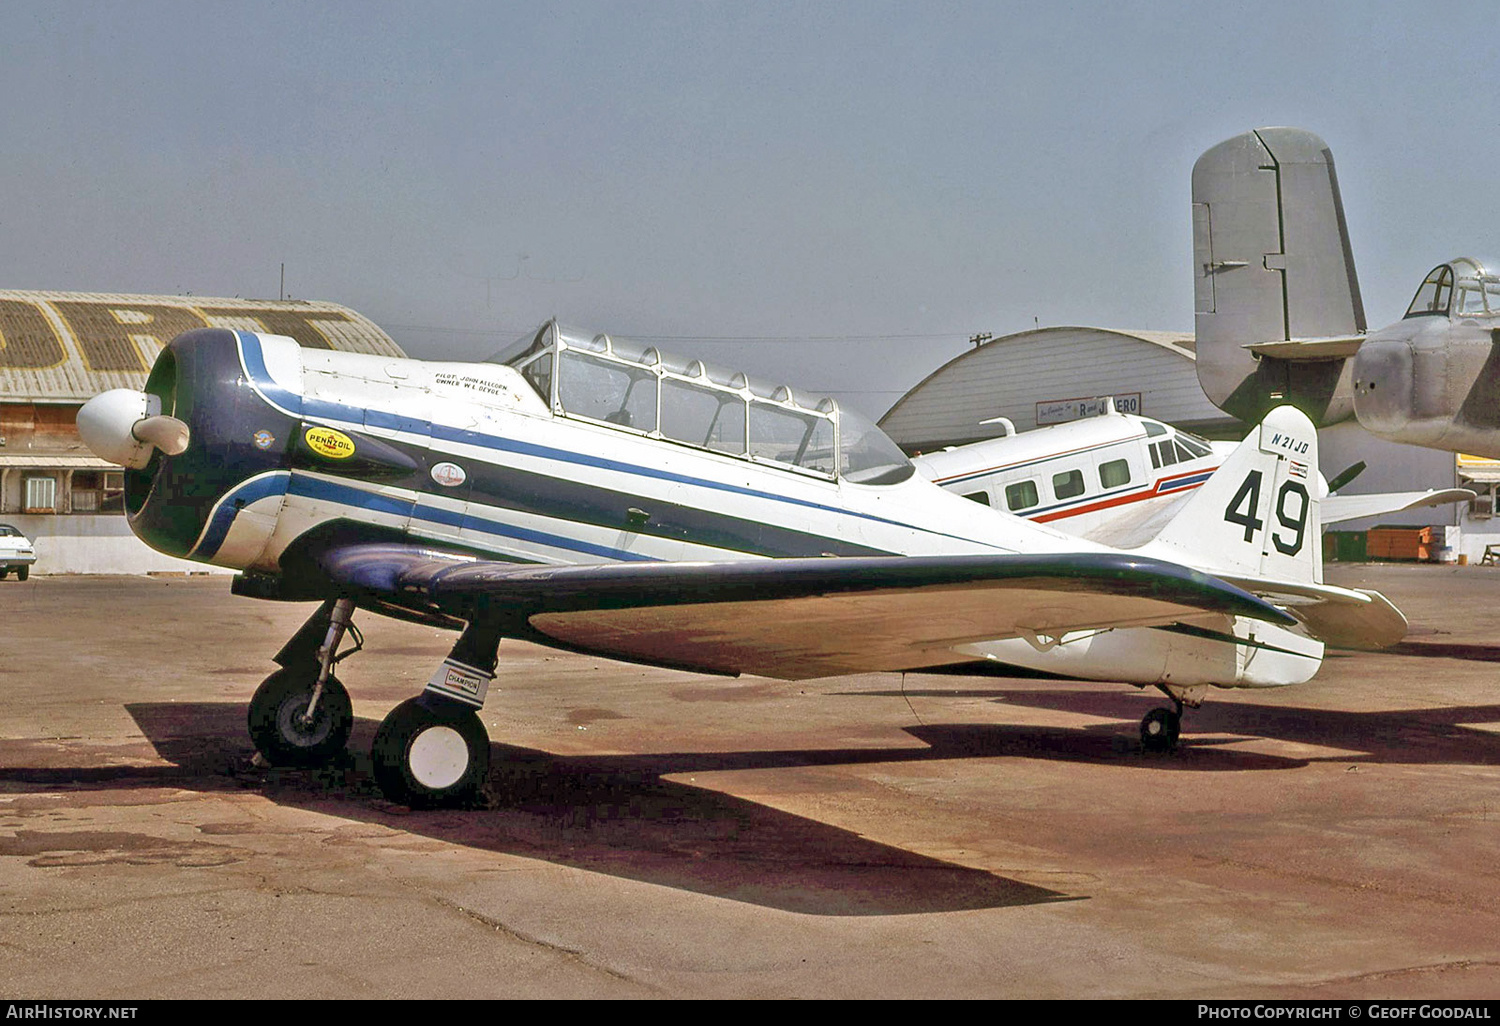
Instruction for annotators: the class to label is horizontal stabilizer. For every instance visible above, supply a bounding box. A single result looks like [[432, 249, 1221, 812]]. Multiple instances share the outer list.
[[1323, 488, 1475, 525], [1210, 574, 1407, 650], [1244, 335, 1366, 360]]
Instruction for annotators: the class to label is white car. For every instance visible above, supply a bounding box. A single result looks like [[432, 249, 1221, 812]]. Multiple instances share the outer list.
[[0, 524, 36, 581]]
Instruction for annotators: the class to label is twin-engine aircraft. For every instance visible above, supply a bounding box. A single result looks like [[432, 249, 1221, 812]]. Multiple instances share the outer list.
[[914, 406, 1472, 548], [77, 322, 1393, 807], [1192, 126, 1500, 458]]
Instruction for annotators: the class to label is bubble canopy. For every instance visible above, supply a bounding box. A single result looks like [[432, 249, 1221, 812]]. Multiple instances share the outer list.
[[490, 321, 915, 485], [1404, 258, 1500, 318]]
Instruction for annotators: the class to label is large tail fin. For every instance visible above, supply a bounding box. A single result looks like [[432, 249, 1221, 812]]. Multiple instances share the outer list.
[[1192, 127, 1365, 426], [1142, 406, 1322, 585]]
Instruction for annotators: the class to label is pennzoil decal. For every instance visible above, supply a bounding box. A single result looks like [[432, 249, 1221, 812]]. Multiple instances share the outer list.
[[305, 426, 356, 459]]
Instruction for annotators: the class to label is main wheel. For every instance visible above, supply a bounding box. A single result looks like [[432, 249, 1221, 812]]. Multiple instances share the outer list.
[[247, 667, 353, 767], [15, 566, 26, 581], [1140, 706, 1181, 752], [372, 696, 490, 809], [0, 569, 8, 580]]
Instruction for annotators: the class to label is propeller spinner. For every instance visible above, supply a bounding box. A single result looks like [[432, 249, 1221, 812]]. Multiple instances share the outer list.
[[76, 388, 191, 468]]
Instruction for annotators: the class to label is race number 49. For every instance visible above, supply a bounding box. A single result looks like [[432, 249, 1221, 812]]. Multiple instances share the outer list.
[[1223, 470, 1309, 555]]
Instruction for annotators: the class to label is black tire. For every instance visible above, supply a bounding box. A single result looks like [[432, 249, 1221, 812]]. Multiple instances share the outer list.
[[247, 667, 353, 767], [15, 566, 26, 582], [372, 696, 490, 809], [1140, 706, 1181, 753], [0, 569, 8, 580]]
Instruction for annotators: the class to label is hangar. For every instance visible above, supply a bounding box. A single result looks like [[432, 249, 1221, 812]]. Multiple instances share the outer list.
[[879, 324, 1494, 560], [878, 326, 1229, 452], [0, 291, 405, 573]]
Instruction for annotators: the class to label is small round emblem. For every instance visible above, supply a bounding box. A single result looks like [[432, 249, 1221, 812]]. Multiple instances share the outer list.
[[430, 462, 467, 487], [253, 430, 275, 450]]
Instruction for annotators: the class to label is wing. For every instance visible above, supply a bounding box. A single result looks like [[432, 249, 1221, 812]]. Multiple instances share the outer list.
[[299, 543, 1295, 679], [1323, 488, 1475, 525]]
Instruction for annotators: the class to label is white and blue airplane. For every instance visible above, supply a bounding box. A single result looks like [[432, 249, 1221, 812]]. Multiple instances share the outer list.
[[75, 321, 1398, 807]]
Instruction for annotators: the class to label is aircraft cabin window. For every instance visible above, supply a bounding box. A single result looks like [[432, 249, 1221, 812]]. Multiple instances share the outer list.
[[963, 491, 991, 506], [1453, 269, 1500, 317], [1143, 420, 1168, 437], [1154, 441, 1178, 467], [1006, 480, 1039, 511], [1405, 265, 1454, 318], [1176, 433, 1212, 458], [662, 378, 747, 454], [558, 350, 659, 432], [749, 402, 836, 475], [1099, 459, 1131, 488], [1052, 469, 1085, 500], [500, 320, 915, 484], [839, 407, 917, 485]]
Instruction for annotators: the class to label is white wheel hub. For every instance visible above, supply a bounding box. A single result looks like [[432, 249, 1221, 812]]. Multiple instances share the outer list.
[[408, 725, 469, 790]]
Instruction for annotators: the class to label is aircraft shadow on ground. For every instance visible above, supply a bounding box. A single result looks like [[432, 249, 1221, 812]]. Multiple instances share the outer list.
[[0, 702, 1077, 918], [866, 680, 1500, 767], [1387, 640, 1500, 663], [4, 685, 1491, 915]]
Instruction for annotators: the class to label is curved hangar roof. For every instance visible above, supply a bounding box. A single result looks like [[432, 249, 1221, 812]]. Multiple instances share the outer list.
[[879, 325, 1235, 452], [0, 291, 406, 402]]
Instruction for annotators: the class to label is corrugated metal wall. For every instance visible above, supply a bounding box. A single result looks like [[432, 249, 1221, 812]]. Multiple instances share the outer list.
[[879, 326, 1235, 451]]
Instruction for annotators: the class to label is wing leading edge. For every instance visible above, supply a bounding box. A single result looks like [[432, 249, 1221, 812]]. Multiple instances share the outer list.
[[301, 544, 1296, 679]]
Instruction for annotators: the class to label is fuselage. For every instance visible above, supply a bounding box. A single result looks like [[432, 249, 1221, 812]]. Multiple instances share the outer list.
[[913, 413, 1226, 549], [128, 327, 1097, 576], [1351, 258, 1500, 459], [110, 325, 1320, 690]]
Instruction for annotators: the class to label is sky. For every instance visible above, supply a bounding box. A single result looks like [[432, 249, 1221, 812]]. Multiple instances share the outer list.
[[2, 1, 1496, 418]]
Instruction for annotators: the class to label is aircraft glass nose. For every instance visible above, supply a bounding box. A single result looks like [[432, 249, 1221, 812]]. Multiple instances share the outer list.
[[1352, 339, 1414, 434], [77, 388, 190, 468]]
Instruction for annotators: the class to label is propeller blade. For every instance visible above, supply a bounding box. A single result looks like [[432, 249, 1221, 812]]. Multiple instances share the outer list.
[[1326, 461, 1367, 494], [132, 415, 190, 456]]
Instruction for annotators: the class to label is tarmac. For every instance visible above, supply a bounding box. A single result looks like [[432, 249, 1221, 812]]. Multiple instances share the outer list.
[[1, 562, 1499, 999]]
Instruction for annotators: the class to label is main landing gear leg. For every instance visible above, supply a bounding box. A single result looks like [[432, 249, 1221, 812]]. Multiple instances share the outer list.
[[247, 598, 357, 767], [372, 618, 500, 809]]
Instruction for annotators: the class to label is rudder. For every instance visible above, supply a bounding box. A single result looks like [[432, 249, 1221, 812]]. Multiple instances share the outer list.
[[1142, 406, 1322, 584], [1193, 127, 1365, 426]]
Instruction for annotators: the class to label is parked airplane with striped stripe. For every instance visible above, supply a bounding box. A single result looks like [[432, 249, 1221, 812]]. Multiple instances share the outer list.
[[75, 322, 1398, 807], [916, 408, 1473, 549], [915, 408, 1229, 549]]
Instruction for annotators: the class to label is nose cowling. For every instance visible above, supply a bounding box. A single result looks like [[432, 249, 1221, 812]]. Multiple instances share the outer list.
[[77, 388, 191, 468]]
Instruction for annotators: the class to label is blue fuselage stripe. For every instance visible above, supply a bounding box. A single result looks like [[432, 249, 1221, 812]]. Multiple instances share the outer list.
[[234, 332, 1004, 551], [192, 472, 292, 561]]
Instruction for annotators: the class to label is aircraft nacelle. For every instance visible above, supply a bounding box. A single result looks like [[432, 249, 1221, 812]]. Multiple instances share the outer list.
[[1352, 259, 1500, 459]]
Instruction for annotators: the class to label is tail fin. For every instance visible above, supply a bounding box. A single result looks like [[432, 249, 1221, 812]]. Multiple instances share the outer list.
[[1142, 406, 1322, 584], [1192, 127, 1365, 426]]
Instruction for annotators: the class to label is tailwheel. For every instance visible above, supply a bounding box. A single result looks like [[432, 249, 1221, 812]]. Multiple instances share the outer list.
[[372, 696, 490, 809], [247, 665, 354, 766], [1140, 706, 1181, 753]]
